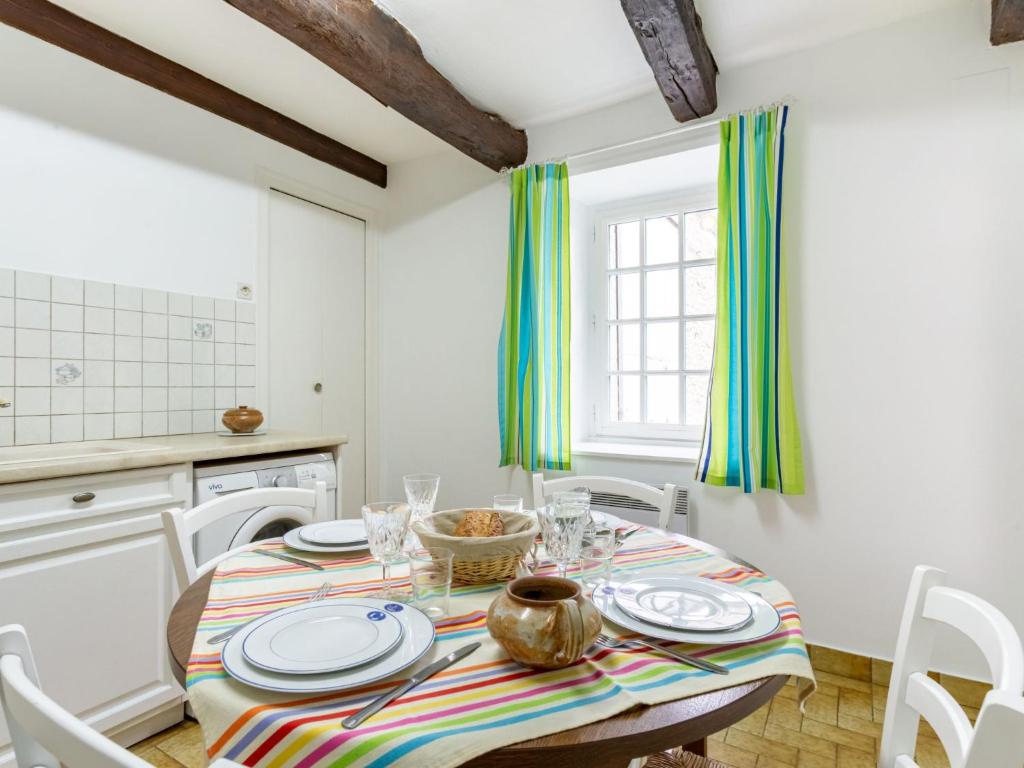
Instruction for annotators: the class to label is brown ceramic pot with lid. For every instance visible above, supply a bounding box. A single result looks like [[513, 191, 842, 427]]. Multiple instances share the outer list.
[[221, 405, 264, 434], [486, 576, 601, 669]]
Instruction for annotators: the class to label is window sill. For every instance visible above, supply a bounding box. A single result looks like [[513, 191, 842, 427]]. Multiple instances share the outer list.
[[573, 440, 699, 464]]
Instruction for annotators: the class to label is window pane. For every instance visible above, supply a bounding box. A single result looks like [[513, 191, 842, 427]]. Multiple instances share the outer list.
[[684, 319, 714, 370], [683, 264, 716, 315], [645, 215, 678, 265], [609, 221, 640, 268], [609, 324, 640, 371], [646, 375, 679, 424], [685, 374, 709, 426], [645, 322, 678, 371], [609, 375, 640, 422], [645, 268, 679, 318], [608, 272, 640, 320], [685, 209, 717, 261]]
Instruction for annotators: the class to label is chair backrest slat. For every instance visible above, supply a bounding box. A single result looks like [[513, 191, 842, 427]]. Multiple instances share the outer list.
[[1, 625, 243, 767], [879, 565, 1024, 768], [162, 482, 327, 592], [531, 473, 677, 529]]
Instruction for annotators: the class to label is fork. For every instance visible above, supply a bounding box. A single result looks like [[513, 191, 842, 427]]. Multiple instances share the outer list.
[[594, 633, 729, 675], [208, 582, 332, 645]]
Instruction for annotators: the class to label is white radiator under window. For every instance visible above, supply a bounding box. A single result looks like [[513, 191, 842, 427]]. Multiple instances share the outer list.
[[589, 486, 688, 534]]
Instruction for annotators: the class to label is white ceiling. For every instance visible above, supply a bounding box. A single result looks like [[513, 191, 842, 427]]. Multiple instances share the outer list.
[[380, 0, 962, 128], [43, 0, 962, 170], [570, 144, 718, 207]]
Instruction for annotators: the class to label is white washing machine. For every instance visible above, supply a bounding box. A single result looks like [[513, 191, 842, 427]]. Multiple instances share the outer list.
[[192, 451, 338, 566]]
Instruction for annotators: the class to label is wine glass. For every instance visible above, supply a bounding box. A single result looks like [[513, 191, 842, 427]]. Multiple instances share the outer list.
[[403, 473, 440, 523], [537, 504, 590, 579], [361, 502, 412, 600]]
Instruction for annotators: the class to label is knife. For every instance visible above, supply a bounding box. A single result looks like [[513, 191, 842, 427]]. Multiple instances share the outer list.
[[341, 642, 481, 729], [260, 550, 324, 571]]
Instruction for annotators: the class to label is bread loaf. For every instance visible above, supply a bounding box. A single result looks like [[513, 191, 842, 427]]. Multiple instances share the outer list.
[[453, 510, 504, 538]]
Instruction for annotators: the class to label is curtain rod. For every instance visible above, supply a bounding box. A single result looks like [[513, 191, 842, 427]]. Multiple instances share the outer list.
[[499, 99, 794, 175]]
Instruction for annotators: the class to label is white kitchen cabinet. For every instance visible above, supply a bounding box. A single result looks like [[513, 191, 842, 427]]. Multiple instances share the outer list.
[[0, 464, 190, 764]]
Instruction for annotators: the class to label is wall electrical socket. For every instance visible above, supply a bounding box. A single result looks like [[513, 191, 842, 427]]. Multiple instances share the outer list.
[[237, 282, 254, 300]]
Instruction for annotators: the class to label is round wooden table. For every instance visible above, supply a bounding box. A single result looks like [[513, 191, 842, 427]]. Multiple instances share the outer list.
[[167, 534, 787, 768]]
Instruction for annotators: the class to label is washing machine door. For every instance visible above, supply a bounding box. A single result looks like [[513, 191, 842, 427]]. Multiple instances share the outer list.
[[228, 505, 314, 550]]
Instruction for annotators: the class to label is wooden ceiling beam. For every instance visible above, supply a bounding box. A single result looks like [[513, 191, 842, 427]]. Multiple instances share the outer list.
[[0, 0, 388, 187], [221, 0, 528, 172], [620, 0, 717, 122], [992, 0, 1024, 44]]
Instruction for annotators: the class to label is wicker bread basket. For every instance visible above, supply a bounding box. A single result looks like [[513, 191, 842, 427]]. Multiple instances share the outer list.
[[411, 509, 539, 584]]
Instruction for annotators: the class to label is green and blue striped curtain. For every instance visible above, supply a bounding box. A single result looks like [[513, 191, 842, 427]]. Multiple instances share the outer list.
[[697, 106, 805, 494], [497, 163, 571, 472]]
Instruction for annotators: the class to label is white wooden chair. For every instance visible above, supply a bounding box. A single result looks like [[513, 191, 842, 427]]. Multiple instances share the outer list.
[[879, 565, 1024, 767], [162, 482, 327, 592], [531, 473, 679, 530], [0, 624, 242, 767]]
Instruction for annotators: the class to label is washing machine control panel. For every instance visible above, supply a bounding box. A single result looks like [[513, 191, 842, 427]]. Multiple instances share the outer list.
[[257, 467, 297, 488]]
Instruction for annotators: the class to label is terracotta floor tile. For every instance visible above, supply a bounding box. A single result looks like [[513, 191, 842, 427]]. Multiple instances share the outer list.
[[733, 703, 771, 736], [837, 689, 872, 722], [726, 728, 799, 765], [871, 659, 893, 687], [131, 747, 189, 767], [808, 646, 871, 683], [708, 738, 760, 768], [836, 745, 875, 768], [150, 723, 207, 768], [767, 697, 803, 731], [937, 674, 991, 710], [709, 728, 727, 742], [872, 684, 889, 723], [802, 693, 838, 727], [800, 720, 874, 755], [763, 722, 836, 760], [757, 755, 795, 768], [812, 671, 872, 695], [836, 713, 882, 740], [796, 751, 837, 768]]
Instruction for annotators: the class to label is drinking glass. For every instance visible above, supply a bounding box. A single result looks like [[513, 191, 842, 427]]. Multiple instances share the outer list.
[[580, 527, 617, 592], [409, 547, 453, 620], [537, 504, 590, 579], [492, 494, 523, 514], [361, 502, 412, 600], [403, 473, 440, 523]]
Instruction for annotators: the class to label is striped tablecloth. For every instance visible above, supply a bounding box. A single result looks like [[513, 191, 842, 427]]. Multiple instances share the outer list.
[[186, 525, 815, 767]]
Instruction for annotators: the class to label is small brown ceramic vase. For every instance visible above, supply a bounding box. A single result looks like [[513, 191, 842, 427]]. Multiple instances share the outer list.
[[486, 576, 601, 669], [221, 405, 264, 434]]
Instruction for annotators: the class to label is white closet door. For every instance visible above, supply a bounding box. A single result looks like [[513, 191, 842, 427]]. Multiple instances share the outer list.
[[267, 189, 365, 516]]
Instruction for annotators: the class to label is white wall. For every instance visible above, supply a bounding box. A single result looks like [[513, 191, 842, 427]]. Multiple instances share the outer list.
[[379, 0, 1024, 678], [0, 25, 386, 299]]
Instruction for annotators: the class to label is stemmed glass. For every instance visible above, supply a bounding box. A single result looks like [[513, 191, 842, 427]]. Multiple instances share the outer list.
[[403, 473, 440, 524], [537, 503, 590, 579], [361, 502, 412, 600]]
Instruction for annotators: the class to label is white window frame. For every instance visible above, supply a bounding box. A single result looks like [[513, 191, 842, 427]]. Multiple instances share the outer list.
[[586, 187, 717, 445]]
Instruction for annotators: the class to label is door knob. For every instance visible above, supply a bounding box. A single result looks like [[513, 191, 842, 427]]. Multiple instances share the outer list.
[[313, 382, 323, 393]]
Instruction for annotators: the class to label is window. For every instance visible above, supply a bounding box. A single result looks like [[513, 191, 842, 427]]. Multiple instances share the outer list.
[[594, 195, 717, 442]]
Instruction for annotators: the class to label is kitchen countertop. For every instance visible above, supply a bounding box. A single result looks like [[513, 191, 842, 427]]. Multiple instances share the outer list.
[[0, 431, 348, 484]]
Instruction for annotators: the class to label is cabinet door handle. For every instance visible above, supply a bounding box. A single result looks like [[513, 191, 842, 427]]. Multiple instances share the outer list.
[[72, 492, 96, 504]]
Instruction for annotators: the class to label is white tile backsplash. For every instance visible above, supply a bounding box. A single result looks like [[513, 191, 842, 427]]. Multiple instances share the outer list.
[[84, 281, 114, 308], [52, 277, 83, 305], [84, 413, 113, 440], [52, 303, 83, 332], [2, 271, 259, 444]]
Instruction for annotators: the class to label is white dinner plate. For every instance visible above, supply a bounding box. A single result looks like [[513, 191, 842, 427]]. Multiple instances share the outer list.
[[242, 602, 403, 674], [613, 575, 752, 632], [222, 598, 435, 693], [592, 574, 781, 646], [283, 527, 368, 554], [218, 430, 268, 437], [298, 520, 367, 547], [591, 511, 608, 526]]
